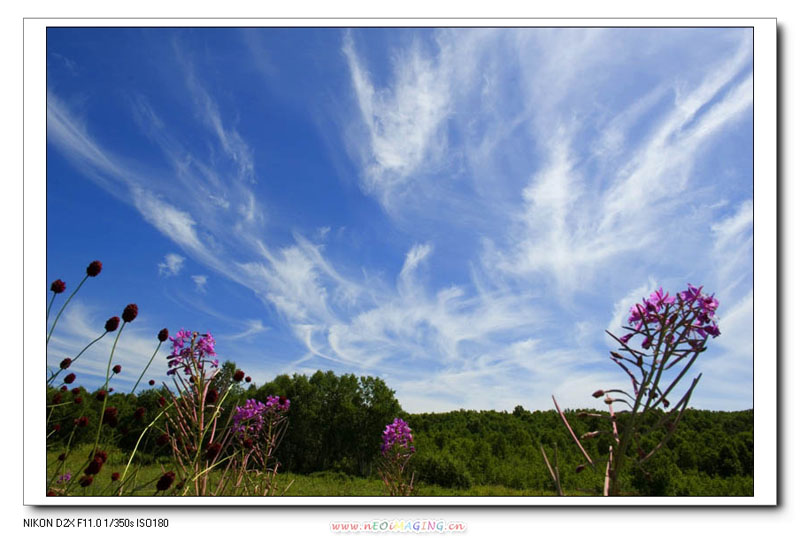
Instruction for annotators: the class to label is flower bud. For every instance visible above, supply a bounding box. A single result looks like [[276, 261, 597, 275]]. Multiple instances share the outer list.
[[112, 364, 121, 374], [64, 373, 76, 384], [592, 389, 604, 398], [121, 303, 138, 323], [158, 328, 169, 342], [86, 260, 103, 277], [60, 358, 72, 369], [105, 316, 120, 332], [50, 279, 66, 294], [156, 472, 175, 492]]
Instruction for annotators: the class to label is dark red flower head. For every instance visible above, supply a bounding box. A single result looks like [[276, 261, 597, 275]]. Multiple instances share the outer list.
[[50, 279, 66, 294], [86, 260, 103, 277], [245, 376, 252, 383], [279, 396, 288, 406], [79, 475, 94, 487], [592, 389, 605, 398], [158, 396, 166, 407], [233, 370, 245, 382], [96, 389, 107, 401], [57, 453, 66, 461], [85, 456, 103, 475], [47, 490, 57, 497], [60, 358, 72, 369], [74, 416, 89, 428], [242, 438, 254, 449], [205, 442, 222, 461], [158, 328, 169, 342], [64, 373, 76, 384], [71, 387, 81, 395], [74, 396, 83, 404], [103, 407, 119, 427], [95, 450, 108, 463], [60, 385, 68, 392], [52, 393, 62, 404], [105, 316, 120, 333], [112, 364, 122, 374], [206, 387, 219, 404], [156, 434, 170, 446], [156, 472, 175, 492], [53, 424, 61, 432], [111, 472, 120, 482], [149, 379, 155, 386], [121, 303, 138, 323], [134, 406, 146, 421]]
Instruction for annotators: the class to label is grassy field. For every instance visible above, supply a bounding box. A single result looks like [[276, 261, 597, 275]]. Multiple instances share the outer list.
[[47, 445, 558, 497]]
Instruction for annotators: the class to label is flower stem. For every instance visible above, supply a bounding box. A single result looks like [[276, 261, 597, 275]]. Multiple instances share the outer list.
[[46, 274, 88, 347], [90, 321, 125, 460], [47, 331, 108, 385], [131, 341, 162, 395]]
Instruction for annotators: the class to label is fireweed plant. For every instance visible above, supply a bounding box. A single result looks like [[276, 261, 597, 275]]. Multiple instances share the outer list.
[[548, 285, 722, 496], [377, 418, 416, 496], [157, 329, 237, 496], [229, 396, 292, 495]]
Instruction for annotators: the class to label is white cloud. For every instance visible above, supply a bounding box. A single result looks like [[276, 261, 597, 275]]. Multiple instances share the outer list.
[[158, 253, 186, 277], [342, 32, 452, 206], [191, 275, 208, 293]]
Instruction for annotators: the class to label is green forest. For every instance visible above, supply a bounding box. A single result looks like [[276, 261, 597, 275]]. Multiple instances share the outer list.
[[47, 365, 753, 497]]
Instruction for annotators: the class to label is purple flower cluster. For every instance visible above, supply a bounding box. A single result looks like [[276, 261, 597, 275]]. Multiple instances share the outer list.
[[624, 284, 721, 349], [232, 396, 290, 438], [166, 329, 218, 376], [381, 418, 415, 456]]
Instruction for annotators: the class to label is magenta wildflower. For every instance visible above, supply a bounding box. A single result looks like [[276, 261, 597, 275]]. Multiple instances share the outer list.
[[381, 418, 415, 456], [166, 329, 219, 375]]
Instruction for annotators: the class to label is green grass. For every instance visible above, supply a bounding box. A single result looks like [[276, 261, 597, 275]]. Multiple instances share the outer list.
[[47, 445, 562, 497]]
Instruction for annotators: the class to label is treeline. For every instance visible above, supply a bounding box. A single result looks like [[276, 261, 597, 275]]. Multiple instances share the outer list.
[[406, 407, 753, 496], [46, 367, 753, 496]]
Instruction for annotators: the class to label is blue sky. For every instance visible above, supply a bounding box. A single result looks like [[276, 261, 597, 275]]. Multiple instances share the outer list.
[[45, 27, 754, 412]]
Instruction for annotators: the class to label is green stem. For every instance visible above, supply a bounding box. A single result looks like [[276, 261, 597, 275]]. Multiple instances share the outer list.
[[90, 321, 126, 460], [47, 331, 108, 385], [46, 292, 57, 320], [131, 341, 162, 395], [46, 274, 88, 347]]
